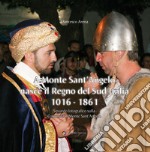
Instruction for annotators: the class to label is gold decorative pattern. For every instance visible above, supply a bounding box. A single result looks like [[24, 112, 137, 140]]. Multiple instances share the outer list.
[[9, 22, 61, 62], [44, 120, 57, 152]]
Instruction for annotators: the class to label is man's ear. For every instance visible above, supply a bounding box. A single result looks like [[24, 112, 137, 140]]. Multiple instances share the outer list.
[[96, 52, 102, 62], [24, 52, 34, 63]]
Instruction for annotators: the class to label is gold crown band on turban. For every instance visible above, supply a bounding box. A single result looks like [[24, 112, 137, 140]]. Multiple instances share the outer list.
[[9, 22, 60, 63]]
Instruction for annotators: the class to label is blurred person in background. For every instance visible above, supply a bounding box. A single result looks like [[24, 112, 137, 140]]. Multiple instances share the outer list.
[[140, 53, 150, 70], [54, 40, 81, 72], [83, 44, 96, 72]]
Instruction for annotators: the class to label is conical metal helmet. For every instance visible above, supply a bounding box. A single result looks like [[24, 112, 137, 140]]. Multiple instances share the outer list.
[[93, 11, 138, 52]]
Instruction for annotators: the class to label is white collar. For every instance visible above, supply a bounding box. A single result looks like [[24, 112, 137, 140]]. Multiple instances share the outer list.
[[13, 62, 43, 89]]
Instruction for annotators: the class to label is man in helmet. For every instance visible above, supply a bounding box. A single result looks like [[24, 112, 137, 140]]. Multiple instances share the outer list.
[[0, 19, 74, 152], [84, 11, 150, 151]]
